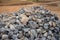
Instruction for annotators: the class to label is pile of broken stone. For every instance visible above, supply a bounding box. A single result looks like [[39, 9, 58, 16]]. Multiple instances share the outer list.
[[0, 6, 60, 40]]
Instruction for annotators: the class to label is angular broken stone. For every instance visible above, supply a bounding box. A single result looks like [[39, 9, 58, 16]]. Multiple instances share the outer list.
[[20, 14, 29, 24], [18, 8, 25, 14], [43, 23, 49, 29], [9, 24, 15, 30], [28, 21, 38, 29], [36, 28, 41, 33], [2, 34, 8, 39], [47, 35, 52, 40], [25, 12, 31, 17], [0, 6, 60, 40], [49, 21, 53, 27], [35, 38, 40, 40], [41, 37, 46, 40], [17, 33, 23, 39], [52, 22, 57, 27], [23, 28, 30, 32], [0, 22, 6, 28], [43, 32, 48, 37], [30, 29, 37, 38]]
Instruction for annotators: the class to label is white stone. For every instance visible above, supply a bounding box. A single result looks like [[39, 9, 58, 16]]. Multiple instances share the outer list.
[[9, 24, 15, 30], [2, 34, 8, 39], [44, 32, 48, 37]]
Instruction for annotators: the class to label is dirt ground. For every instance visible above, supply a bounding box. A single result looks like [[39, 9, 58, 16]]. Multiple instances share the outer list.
[[0, 0, 60, 18]]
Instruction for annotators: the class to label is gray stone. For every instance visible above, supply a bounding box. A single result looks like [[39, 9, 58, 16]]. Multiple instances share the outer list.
[[47, 36, 52, 39], [51, 37, 56, 40], [0, 23, 6, 28], [23, 37, 29, 40], [2, 34, 8, 39], [36, 28, 41, 33], [13, 29, 18, 34], [43, 23, 49, 29], [18, 8, 25, 14], [35, 38, 40, 40], [43, 32, 48, 37], [48, 30, 52, 34], [14, 38, 19, 40], [41, 10, 46, 14], [12, 35, 17, 40], [17, 34, 23, 39], [9, 24, 15, 30], [23, 29, 30, 33], [28, 21, 38, 29], [41, 37, 46, 40], [30, 29, 37, 38]]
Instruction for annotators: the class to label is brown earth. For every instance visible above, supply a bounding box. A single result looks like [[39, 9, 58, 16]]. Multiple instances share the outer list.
[[0, 0, 60, 18]]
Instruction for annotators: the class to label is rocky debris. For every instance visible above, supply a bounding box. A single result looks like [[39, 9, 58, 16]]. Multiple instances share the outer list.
[[0, 6, 60, 40], [20, 14, 29, 24], [2, 34, 8, 39]]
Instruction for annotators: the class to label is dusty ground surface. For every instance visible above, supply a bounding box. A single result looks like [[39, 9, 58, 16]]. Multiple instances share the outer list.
[[0, 0, 60, 18]]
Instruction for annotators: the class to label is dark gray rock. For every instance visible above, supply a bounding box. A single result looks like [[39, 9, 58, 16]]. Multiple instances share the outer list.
[[0, 23, 6, 28]]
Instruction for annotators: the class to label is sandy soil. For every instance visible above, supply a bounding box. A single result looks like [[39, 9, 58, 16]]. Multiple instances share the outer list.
[[0, 1, 60, 18]]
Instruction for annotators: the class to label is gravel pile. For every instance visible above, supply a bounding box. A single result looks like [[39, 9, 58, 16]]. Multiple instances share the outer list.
[[0, 6, 60, 40]]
